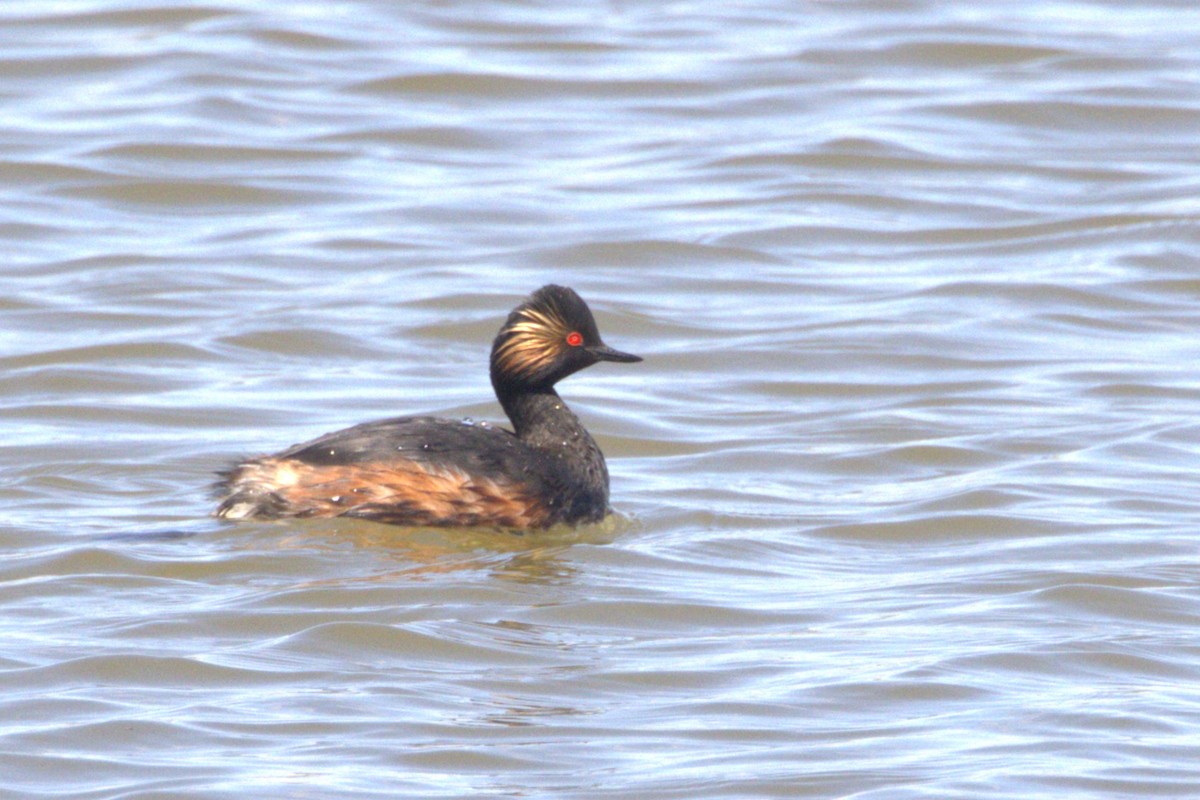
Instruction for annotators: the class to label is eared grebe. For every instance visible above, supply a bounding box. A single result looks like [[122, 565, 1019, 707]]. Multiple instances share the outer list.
[[215, 285, 641, 529]]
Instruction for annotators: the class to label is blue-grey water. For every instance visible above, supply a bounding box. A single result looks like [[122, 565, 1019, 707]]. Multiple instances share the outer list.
[[4, 2, 1200, 798]]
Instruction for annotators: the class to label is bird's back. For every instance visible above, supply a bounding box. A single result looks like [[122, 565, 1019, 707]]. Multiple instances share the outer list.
[[216, 416, 591, 528]]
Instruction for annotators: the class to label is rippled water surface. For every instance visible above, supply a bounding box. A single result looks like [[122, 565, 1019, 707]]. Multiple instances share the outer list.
[[5, 1, 1200, 797]]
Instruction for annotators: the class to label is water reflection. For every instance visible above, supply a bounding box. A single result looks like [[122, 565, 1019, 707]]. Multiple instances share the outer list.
[[261, 515, 625, 584]]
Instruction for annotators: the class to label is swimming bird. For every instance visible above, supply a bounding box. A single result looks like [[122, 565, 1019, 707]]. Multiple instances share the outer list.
[[214, 285, 641, 528]]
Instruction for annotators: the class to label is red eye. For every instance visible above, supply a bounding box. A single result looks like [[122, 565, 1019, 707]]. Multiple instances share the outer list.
[[566, 331, 583, 347]]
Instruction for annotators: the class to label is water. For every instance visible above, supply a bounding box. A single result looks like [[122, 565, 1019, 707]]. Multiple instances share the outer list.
[[4, 1, 1200, 797]]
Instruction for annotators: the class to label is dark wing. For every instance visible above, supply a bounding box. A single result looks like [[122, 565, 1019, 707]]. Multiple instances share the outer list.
[[218, 415, 597, 527], [217, 416, 560, 527], [277, 416, 536, 481]]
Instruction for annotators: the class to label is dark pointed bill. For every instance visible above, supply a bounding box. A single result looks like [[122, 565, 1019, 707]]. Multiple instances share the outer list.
[[590, 344, 642, 363]]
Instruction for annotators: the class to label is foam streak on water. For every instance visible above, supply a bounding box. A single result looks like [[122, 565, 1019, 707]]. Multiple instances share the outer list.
[[3, 1, 1200, 798]]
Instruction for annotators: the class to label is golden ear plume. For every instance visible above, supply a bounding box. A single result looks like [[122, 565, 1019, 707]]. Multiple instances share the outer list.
[[493, 302, 571, 380]]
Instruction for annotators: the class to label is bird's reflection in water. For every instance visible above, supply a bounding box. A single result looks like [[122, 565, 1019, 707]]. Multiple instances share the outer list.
[[270, 513, 629, 587]]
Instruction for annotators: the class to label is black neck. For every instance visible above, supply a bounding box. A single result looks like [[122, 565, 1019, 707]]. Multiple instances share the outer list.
[[496, 386, 582, 444], [493, 383, 612, 516]]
